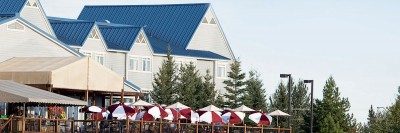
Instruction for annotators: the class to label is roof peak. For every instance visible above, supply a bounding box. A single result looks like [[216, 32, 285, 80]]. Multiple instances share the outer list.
[[84, 3, 210, 7]]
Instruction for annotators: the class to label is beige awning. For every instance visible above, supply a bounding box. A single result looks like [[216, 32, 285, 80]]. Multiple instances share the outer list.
[[0, 57, 123, 92], [0, 80, 87, 105]]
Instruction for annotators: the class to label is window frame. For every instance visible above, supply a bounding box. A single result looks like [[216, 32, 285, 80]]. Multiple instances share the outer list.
[[216, 63, 227, 79], [128, 57, 140, 71], [7, 21, 25, 31], [142, 57, 152, 72]]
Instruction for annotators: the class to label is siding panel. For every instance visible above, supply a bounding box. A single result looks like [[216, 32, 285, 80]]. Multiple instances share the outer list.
[[0, 22, 74, 62], [20, 1, 54, 36], [106, 52, 125, 76]]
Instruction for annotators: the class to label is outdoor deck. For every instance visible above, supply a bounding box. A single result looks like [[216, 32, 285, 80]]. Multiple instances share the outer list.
[[1, 116, 292, 133]]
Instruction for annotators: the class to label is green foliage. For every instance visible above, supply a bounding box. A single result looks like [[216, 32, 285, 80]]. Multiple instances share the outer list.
[[243, 70, 267, 111], [314, 76, 356, 132], [320, 113, 344, 133], [151, 47, 177, 105], [175, 62, 202, 108], [291, 80, 310, 133], [269, 82, 289, 127], [215, 94, 225, 108], [195, 69, 217, 109], [223, 59, 246, 108], [385, 87, 400, 132]]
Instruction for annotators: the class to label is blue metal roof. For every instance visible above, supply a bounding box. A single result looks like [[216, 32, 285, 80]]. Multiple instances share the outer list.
[[0, 13, 15, 23], [0, 0, 26, 14], [78, 3, 209, 49], [50, 21, 95, 47], [98, 25, 141, 51], [48, 16, 87, 22], [124, 80, 141, 92], [147, 35, 229, 60]]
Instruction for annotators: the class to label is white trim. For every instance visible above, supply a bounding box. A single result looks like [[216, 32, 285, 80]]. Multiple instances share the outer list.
[[108, 49, 129, 53], [153, 53, 229, 61], [128, 56, 140, 72], [7, 21, 26, 32], [216, 62, 228, 79]]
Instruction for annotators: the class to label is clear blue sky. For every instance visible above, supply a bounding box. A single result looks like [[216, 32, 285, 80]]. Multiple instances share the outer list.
[[41, 0, 400, 123]]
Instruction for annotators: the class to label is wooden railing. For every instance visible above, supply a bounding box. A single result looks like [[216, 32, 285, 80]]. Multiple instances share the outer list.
[[5, 117, 292, 133], [0, 115, 13, 132]]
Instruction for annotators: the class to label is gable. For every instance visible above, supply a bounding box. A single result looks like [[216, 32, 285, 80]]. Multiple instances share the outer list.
[[51, 21, 95, 46], [81, 26, 107, 52], [20, 0, 55, 36], [0, 19, 78, 62], [98, 26, 141, 51], [187, 7, 234, 59], [78, 3, 210, 49], [129, 31, 153, 56]]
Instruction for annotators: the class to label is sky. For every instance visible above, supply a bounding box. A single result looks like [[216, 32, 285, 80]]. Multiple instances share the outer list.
[[40, 0, 400, 123]]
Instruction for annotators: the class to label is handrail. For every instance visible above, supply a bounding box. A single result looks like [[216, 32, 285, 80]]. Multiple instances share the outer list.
[[0, 115, 13, 132]]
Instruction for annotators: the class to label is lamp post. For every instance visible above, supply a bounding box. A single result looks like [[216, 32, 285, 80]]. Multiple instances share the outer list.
[[304, 80, 314, 133], [280, 74, 292, 128]]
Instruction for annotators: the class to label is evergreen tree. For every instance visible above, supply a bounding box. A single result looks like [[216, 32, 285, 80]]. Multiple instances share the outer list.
[[320, 113, 344, 133], [314, 76, 356, 132], [175, 62, 202, 107], [385, 87, 400, 131], [215, 94, 225, 108], [223, 59, 246, 108], [243, 70, 267, 111], [269, 82, 289, 127], [365, 105, 377, 132], [151, 47, 177, 105], [195, 69, 217, 109], [291, 80, 310, 133]]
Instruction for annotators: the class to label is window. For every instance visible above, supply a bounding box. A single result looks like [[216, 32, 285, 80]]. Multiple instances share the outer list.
[[202, 18, 208, 24], [25, 1, 31, 6], [32, 2, 38, 7], [217, 64, 226, 78], [88, 30, 99, 39], [129, 57, 139, 71], [25, 1, 38, 8], [136, 33, 147, 43], [142, 58, 151, 72], [94, 54, 105, 65], [7, 22, 25, 31], [210, 18, 217, 24]]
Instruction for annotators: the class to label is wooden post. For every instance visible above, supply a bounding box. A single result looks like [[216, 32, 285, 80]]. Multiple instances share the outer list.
[[290, 126, 292, 133], [178, 120, 181, 133], [55, 118, 59, 133], [22, 103, 25, 133], [121, 89, 125, 103], [244, 124, 247, 133], [278, 126, 280, 133], [196, 121, 199, 133], [39, 117, 42, 132], [159, 118, 162, 133], [126, 117, 130, 133], [92, 92, 96, 106], [261, 125, 263, 133], [227, 124, 230, 133], [86, 57, 90, 102], [71, 117, 74, 133], [95, 120, 99, 133], [211, 122, 214, 133], [110, 94, 113, 105], [140, 118, 143, 133]]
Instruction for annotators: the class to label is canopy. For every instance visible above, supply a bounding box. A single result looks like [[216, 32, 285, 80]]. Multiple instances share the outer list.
[[132, 100, 152, 106], [268, 110, 291, 116], [232, 105, 255, 112], [0, 80, 87, 105], [0, 57, 123, 92], [166, 102, 189, 109], [198, 105, 223, 112]]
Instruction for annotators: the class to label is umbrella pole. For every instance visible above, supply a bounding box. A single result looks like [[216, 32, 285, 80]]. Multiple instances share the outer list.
[[277, 116, 279, 128]]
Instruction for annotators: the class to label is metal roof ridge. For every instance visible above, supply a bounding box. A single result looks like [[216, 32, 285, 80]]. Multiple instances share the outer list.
[[84, 3, 210, 7]]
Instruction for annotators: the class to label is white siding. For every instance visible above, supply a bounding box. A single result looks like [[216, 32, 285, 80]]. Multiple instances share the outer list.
[[152, 56, 166, 77], [80, 28, 107, 52], [127, 36, 153, 90], [187, 8, 233, 59], [0, 20, 75, 62], [197, 59, 214, 77], [20, 0, 55, 36], [214, 60, 232, 94], [106, 52, 126, 76]]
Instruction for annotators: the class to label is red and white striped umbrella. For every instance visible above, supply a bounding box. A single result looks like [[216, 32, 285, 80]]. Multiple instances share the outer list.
[[199, 111, 223, 124], [136, 105, 168, 121], [108, 102, 136, 118], [179, 108, 199, 123], [221, 111, 245, 124], [91, 108, 107, 120], [249, 112, 273, 125], [79, 106, 102, 113], [164, 108, 181, 121]]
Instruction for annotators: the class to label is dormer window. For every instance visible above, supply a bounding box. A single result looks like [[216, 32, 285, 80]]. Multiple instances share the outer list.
[[136, 32, 147, 43], [7, 22, 25, 31], [88, 30, 99, 39]]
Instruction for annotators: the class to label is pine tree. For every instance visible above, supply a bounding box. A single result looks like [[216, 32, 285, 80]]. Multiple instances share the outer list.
[[385, 87, 400, 131], [314, 76, 355, 132], [291, 80, 310, 133], [175, 62, 202, 107], [366, 105, 377, 132], [195, 69, 217, 109], [151, 47, 177, 105], [269, 82, 289, 127], [243, 70, 267, 111], [215, 94, 225, 108], [223, 59, 246, 108], [320, 113, 344, 133]]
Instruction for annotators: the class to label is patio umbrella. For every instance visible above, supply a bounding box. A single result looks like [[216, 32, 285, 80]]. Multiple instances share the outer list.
[[221, 111, 245, 124], [164, 108, 181, 121], [147, 105, 168, 119], [166, 102, 190, 110], [198, 105, 223, 112], [267, 110, 290, 127], [249, 112, 273, 125], [199, 111, 223, 124], [232, 105, 255, 112], [108, 102, 136, 118], [79, 106, 102, 113], [113, 101, 133, 106], [91, 108, 107, 120], [132, 100, 152, 106], [179, 108, 199, 123]]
